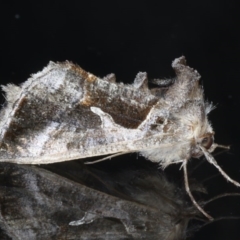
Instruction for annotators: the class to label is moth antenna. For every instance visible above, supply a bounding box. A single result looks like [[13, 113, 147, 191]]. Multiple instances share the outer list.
[[198, 192, 240, 231], [192, 216, 240, 234], [183, 161, 213, 220], [204, 192, 240, 206], [201, 173, 220, 184], [200, 146, 240, 187], [84, 152, 132, 164]]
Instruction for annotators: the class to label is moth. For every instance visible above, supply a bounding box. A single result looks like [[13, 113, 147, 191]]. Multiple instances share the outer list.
[[0, 56, 239, 219]]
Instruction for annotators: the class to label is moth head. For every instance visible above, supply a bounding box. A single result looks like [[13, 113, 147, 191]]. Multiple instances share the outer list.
[[175, 101, 216, 158], [185, 101, 218, 158], [191, 132, 215, 158]]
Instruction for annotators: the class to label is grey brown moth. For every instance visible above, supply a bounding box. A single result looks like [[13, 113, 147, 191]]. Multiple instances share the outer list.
[[0, 56, 238, 219]]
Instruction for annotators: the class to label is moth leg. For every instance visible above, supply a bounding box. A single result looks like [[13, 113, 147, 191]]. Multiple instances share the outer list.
[[208, 143, 230, 153], [84, 151, 132, 164], [200, 146, 240, 187], [160, 160, 185, 170], [183, 161, 213, 220], [215, 144, 230, 149]]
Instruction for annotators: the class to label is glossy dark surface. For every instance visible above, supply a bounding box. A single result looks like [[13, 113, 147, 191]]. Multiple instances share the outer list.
[[1, 1, 240, 239]]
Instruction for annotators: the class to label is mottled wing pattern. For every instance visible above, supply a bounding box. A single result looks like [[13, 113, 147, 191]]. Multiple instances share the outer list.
[[0, 62, 161, 163]]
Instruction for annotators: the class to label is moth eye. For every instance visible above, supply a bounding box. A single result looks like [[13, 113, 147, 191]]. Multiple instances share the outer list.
[[150, 117, 164, 130], [201, 134, 213, 149]]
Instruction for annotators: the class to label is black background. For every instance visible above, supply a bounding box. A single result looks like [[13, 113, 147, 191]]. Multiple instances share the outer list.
[[1, 1, 240, 239]]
